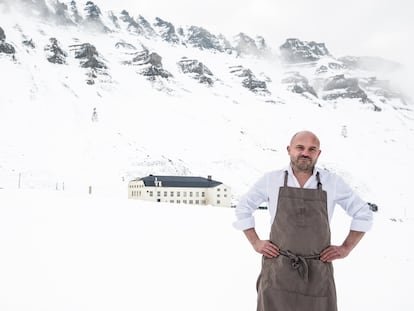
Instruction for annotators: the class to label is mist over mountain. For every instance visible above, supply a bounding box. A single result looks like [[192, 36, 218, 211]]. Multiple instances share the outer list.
[[1, 1, 413, 218]]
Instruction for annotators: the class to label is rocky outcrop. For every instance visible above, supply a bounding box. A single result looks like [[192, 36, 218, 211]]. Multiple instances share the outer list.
[[51, 1, 75, 25], [115, 41, 137, 51], [71, 42, 106, 69], [322, 74, 370, 103], [153, 17, 180, 44], [186, 26, 223, 52], [84, 1, 100, 20], [282, 72, 317, 97], [217, 34, 233, 54], [82, 1, 109, 32], [280, 38, 330, 63], [233, 33, 261, 56], [0, 26, 15, 54], [130, 48, 173, 80], [0, 41, 14, 54], [67, 42, 110, 84], [120, 10, 144, 36], [22, 38, 36, 49], [108, 11, 120, 29], [69, 0, 83, 24], [0, 27, 5, 41], [137, 15, 156, 38], [44, 37, 67, 64], [177, 57, 214, 85], [70, 42, 109, 85], [316, 62, 345, 74], [255, 36, 269, 54], [229, 65, 270, 95]]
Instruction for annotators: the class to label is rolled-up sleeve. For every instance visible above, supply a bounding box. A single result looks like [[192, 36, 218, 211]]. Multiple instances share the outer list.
[[335, 176, 373, 232], [233, 174, 269, 231]]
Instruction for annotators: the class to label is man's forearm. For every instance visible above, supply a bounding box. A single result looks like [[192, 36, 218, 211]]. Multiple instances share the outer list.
[[243, 227, 260, 246], [342, 230, 365, 253]]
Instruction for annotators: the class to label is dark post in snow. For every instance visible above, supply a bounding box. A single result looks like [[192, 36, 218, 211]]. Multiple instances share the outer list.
[[91, 108, 98, 122]]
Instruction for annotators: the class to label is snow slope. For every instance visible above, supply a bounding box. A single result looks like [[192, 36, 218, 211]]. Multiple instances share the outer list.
[[0, 189, 412, 310]]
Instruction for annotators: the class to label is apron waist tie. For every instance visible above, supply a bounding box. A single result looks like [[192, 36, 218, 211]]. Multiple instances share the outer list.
[[279, 250, 320, 282]]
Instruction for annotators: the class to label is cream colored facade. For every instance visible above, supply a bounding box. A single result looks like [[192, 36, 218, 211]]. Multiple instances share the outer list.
[[128, 175, 231, 208]]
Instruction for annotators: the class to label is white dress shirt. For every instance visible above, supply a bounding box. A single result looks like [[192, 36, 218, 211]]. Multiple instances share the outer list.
[[233, 165, 373, 232]]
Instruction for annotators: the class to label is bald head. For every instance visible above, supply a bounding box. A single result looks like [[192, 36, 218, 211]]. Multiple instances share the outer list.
[[289, 131, 320, 148]]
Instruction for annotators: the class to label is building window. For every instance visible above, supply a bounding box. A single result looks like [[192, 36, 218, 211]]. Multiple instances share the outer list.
[[189, 200, 193, 204], [217, 188, 220, 191], [183, 200, 187, 204], [201, 192, 205, 197], [170, 200, 174, 203], [196, 192, 199, 197], [164, 191, 167, 197], [149, 191, 153, 197], [177, 192, 180, 197], [202, 200, 206, 204], [224, 188, 227, 192], [157, 191, 161, 197], [195, 200, 199, 204], [217, 194, 220, 198], [217, 200, 221, 205], [189, 192, 193, 197], [170, 191, 174, 197], [177, 200, 181, 204], [183, 192, 187, 197]]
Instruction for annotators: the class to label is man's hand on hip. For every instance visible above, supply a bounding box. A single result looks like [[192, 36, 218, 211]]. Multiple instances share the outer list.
[[320, 245, 350, 262], [253, 240, 280, 258]]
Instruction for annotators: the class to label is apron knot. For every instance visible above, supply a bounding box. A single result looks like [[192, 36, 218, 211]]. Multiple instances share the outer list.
[[279, 250, 320, 282]]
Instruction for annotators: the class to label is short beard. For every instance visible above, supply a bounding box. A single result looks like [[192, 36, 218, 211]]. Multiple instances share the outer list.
[[291, 156, 315, 173]]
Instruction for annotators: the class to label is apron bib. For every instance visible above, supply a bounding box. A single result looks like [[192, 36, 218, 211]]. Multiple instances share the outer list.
[[256, 171, 337, 311]]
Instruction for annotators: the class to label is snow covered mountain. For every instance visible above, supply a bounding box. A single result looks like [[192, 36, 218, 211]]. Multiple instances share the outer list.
[[1, 0, 413, 219]]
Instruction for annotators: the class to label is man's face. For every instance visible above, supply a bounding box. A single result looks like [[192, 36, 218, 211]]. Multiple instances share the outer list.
[[287, 133, 321, 173]]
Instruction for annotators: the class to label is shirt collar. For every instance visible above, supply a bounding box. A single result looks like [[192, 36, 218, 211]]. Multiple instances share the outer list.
[[286, 164, 321, 177]]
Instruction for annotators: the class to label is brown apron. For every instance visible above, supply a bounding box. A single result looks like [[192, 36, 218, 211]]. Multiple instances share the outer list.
[[256, 171, 337, 311]]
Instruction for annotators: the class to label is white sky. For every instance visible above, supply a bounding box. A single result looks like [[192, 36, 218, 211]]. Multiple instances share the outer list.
[[95, 0, 414, 67]]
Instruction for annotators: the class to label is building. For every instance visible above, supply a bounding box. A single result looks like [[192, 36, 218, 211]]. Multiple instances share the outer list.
[[128, 175, 231, 207]]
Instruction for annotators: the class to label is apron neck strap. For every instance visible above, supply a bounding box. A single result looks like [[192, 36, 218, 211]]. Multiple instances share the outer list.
[[316, 172, 322, 190], [284, 170, 289, 187]]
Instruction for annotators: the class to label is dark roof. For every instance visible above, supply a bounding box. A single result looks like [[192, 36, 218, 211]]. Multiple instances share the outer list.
[[136, 175, 222, 188]]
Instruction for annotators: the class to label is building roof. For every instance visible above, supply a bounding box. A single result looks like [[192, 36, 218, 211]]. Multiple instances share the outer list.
[[134, 175, 223, 188]]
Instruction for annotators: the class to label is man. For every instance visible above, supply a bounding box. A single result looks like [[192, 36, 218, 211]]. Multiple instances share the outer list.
[[233, 130, 373, 311]]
